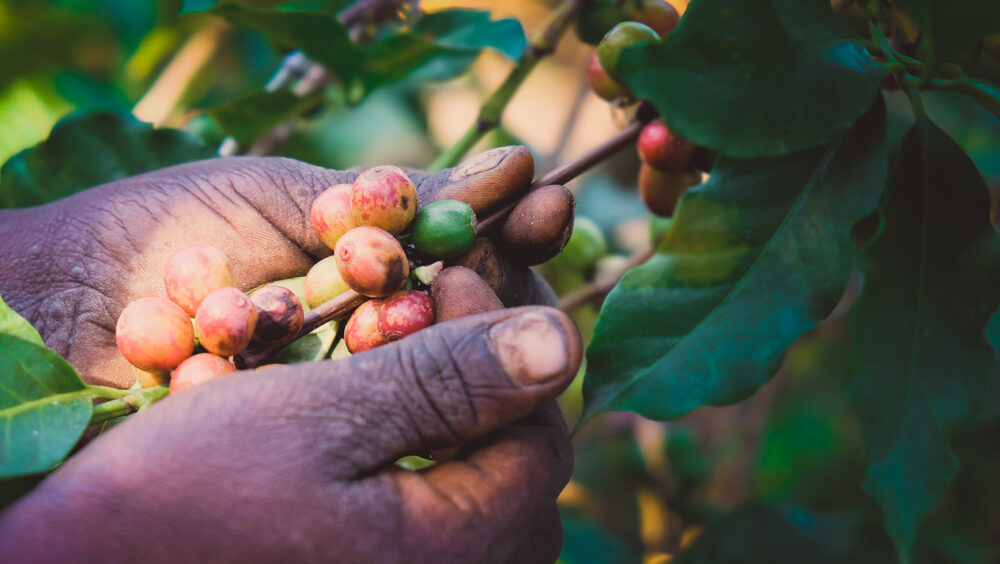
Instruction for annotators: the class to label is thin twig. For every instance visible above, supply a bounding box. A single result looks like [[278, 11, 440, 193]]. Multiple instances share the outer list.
[[427, 0, 584, 171], [476, 119, 647, 234], [558, 245, 655, 312]]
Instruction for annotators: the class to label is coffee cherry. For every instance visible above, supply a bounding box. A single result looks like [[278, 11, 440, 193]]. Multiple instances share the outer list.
[[575, 0, 629, 45], [344, 299, 387, 353], [195, 287, 258, 357], [412, 199, 477, 259], [311, 184, 357, 251], [378, 290, 434, 342], [116, 297, 195, 372], [625, 0, 679, 36], [335, 226, 409, 297], [638, 119, 696, 173], [597, 21, 660, 81], [587, 54, 630, 101], [557, 217, 607, 271], [169, 353, 237, 393], [639, 164, 701, 217], [164, 244, 234, 316], [304, 256, 351, 309], [351, 166, 418, 235], [250, 285, 304, 344]]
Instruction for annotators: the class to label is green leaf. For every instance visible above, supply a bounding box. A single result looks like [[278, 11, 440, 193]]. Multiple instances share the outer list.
[[848, 117, 1000, 563], [271, 321, 339, 364], [0, 294, 43, 347], [0, 111, 216, 208], [582, 100, 888, 423], [618, 0, 882, 158], [675, 502, 894, 563], [898, 0, 1000, 65], [209, 5, 363, 84], [0, 335, 93, 479], [207, 89, 325, 144], [361, 10, 526, 90]]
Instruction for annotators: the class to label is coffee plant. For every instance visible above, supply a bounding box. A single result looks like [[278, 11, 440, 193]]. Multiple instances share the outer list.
[[1, 0, 999, 561]]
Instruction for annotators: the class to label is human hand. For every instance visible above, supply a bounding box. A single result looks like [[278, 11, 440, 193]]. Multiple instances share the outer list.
[[0, 147, 572, 387], [0, 306, 580, 562]]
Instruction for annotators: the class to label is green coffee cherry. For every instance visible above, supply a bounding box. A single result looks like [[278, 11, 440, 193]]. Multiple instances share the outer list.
[[557, 217, 607, 271], [412, 200, 477, 259], [597, 21, 661, 81]]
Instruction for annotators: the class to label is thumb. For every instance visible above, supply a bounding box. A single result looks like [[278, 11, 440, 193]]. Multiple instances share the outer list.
[[292, 305, 581, 478]]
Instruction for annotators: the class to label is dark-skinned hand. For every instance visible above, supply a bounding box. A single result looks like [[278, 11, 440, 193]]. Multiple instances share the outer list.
[[0, 148, 579, 563]]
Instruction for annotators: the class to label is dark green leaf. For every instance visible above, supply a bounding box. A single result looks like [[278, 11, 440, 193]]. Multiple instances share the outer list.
[[208, 90, 325, 144], [848, 117, 1000, 562], [0, 111, 216, 208], [0, 294, 43, 347], [558, 507, 641, 564], [618, 0, 882, 158], [899, 0, 1000, 64], [582, 100, 888, 423], [0, 335, 92, 479], [675, 502, 893, 564], [361, 10, 526, 90], [209, 5, 363, 83]]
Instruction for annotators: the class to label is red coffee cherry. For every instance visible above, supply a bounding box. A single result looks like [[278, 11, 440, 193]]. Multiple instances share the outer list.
[[344, 299, 387, 353], [164, 244, 234, 316], [195, 287, 258, 357], [116, 297, 195, 372], [351, 165, 418, 235], [311, 184, 357, 251], [638, 164, 701, 217], [335, 226, 409, 298], [637, 118, 696, 173], [170, 353, 237, 393], [626, 0, 680, 36], [378, 290, 435, 342]]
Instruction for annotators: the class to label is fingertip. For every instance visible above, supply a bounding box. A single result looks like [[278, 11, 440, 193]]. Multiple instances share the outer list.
[[418, 147, 534, 214], [499, 184, 575, 266]]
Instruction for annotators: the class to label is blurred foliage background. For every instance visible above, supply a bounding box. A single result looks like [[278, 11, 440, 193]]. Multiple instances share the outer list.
[[1, 1, 998, 562]]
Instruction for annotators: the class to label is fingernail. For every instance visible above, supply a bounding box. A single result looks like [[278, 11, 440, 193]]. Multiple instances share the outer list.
[[488, 311, 569, 385], [448, 147, 510, 181]]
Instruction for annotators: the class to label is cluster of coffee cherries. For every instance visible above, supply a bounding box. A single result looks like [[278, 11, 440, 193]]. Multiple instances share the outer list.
[[115, 165, 477, 393], [582, 0, 704, 217]]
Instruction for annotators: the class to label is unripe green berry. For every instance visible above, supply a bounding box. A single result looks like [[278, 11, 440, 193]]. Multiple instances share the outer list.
[[557, 217, 607, 271], [597, 21, 660, 81], [304, 256, 351, 309], [412, 200, 477, 259]]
